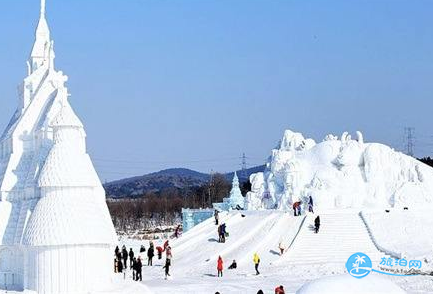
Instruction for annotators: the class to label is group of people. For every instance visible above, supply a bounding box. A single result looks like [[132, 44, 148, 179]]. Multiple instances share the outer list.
[[293, 195, 315, 216], [215, 253, 260, 277], [215, 285, 285, 294], [213, 196, 321, 283], [113, 239, 173, 281], [217, 223, 228, 243]]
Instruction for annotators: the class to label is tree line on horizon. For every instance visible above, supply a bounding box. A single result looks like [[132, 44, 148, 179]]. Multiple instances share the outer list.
[[106, 173, 252, 231]]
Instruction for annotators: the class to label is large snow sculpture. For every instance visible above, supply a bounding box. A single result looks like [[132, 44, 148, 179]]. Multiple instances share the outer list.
[[213, 172, 245, 211], [245, 129, 433, 211], [0, 1, 117, 293]]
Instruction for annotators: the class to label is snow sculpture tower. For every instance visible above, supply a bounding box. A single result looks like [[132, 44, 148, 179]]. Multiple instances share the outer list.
[[228, 172, 245, 209], [0, 1, 117, 293]]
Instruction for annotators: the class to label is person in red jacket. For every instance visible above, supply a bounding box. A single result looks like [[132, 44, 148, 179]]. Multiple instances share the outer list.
[[275, 285, 285, 294], [217, 256, 223, 277]]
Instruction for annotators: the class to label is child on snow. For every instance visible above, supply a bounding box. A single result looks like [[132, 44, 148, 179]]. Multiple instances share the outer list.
[[275, 285, 285, 294], [163, 246, 172, 279], [278, 239, 286, 255], [217, 256, 223, 277], [156, 246, 163, 259]]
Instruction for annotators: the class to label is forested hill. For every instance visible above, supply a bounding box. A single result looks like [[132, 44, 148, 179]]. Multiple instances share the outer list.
[[104, 166, 265, 199]]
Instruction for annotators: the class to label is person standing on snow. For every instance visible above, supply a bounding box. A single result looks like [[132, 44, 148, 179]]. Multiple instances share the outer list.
[[131, 257, 137, 280], [314, 215, 320, 233], [136, 257, 143, 281], [218, 225, 225, 243], [278, 239, 286, 255], [121, 245, 128, 269], [174, 225, 181, 238], [163, 246, 172, 279], [293, 201, 302, 216], [147, 241, 155, 266], [253, 252, 261, 275], [308, 196, 314, 213], [217, 256, 223, 277], [221, 223, 227, 243], [128, 248, 135, 268], [214, 209, 219, 225], [117, 257, 123, 273]]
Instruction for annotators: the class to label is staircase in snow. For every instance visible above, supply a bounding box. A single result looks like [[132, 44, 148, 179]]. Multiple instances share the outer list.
[[284, 211, 387, 264]]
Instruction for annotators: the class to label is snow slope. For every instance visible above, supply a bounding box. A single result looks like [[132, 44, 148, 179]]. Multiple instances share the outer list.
[[362, 209, 433, 263], [132, 209, 433, 294], [172, 210, 303, 272], [296, 274, 406, 294]]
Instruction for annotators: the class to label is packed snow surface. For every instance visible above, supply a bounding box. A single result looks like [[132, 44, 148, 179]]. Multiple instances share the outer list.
[[296, 274, 406, 294], [246, 130, 433, 211], [362, 209, 433, 262], [121, 210, 433, 293]]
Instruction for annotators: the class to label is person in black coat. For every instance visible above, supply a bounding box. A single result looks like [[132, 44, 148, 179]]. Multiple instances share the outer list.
[[117, 258, 123, 273], [228, 260, 237, 269], [135, 257, 143, 281], [314, 216, 320, 233], [131, 257, 137, 280], [147, 244, 155, 266], [308, 196, 314, 213], [128, 248, 134, 268]]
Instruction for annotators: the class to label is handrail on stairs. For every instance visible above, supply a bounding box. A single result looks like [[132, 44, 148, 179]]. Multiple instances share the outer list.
[[287, 214, 307, 250]]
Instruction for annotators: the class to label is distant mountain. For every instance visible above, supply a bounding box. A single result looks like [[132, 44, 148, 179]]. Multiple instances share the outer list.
[[104, 165, 266, 199]]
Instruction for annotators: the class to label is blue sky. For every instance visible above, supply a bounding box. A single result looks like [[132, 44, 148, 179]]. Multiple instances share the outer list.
[[0, 0, 432, 181]]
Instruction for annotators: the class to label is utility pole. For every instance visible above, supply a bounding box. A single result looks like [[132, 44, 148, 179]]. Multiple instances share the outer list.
[[404, 127, 415, 157], [208, 169, 214, 207], [241, 153, 247, 177]]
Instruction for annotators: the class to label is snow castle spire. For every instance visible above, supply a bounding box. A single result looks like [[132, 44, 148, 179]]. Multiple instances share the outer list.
[[0, 2, 117, 293], [41, 0, 46, 16], [30, 0, 52, 73]]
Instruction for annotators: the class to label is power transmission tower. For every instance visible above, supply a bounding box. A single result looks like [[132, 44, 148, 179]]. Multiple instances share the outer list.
[[208, 169, 214, 207], [241, 153, 247, 177], [404, 127, 415, 157]]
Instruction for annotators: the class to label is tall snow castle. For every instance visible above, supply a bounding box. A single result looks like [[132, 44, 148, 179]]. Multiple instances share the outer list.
[[0, 1, 117, 293]]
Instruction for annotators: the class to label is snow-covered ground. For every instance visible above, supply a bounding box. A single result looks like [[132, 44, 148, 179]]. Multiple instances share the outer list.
[[362, 209, 433, 263], [4, 209, 431, 293], [118, 209, 433, 294]]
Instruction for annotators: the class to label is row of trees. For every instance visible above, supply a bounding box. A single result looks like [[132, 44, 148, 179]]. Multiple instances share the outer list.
[[419, 157, 433, 168], [107, 173, 251, 231]]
